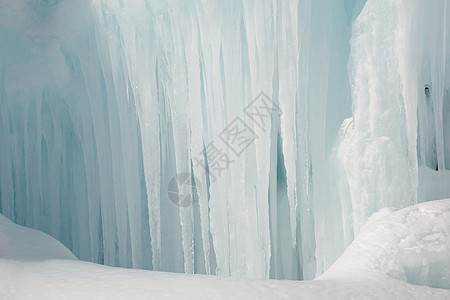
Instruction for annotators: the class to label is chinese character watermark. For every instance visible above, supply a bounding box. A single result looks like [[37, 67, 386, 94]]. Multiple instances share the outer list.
[[219, 117, 257, 156], [193, 142, 234, 182], [167, 172, 202, 207], [168, 91, 281, 206], [244, 91, 282, 130]]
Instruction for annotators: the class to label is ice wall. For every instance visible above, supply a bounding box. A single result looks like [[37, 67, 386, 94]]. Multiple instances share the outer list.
[[0, 0, 449, 281], [337, 0, 450, 238], [0, 0, 152, 269]]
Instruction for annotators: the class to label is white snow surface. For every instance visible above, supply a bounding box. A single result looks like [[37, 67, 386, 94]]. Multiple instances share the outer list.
[[322, 199, 450, 289], [1, 200, 449, 299]]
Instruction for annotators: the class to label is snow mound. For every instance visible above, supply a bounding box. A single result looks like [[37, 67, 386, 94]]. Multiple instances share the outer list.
[[0, 214, 76, 261], [1, 201, 449, 299], [323, 199, 450, 289]]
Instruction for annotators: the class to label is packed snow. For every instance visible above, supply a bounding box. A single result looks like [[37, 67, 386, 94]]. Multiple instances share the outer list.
[[1, 200, 449, 299]]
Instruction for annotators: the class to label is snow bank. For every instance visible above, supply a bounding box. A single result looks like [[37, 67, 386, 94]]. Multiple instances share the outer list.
[[1, 200, 449, 299], [322, 199, 450, 289], [0, 214, 76, 261]]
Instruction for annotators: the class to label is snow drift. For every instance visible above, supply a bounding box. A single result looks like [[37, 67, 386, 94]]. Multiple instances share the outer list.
[[322, 199, 450, 289], [1, 200, 450, 299]]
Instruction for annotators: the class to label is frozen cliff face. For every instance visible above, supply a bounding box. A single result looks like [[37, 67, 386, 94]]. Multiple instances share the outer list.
[[0, 0, 152, 269], [0, 0, 449, 280], [338, 0, 450, 237]]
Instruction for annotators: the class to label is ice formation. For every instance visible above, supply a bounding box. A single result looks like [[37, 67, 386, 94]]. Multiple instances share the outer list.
[[0, 0, 449, 281]]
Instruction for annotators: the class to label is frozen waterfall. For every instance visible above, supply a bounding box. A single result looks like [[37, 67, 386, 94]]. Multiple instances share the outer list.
[[0, 0, 449, 280]]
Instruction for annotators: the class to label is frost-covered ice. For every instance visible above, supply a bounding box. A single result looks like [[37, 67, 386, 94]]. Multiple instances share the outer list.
[[1, 200, 450, 299], [321, 199, 450, 289], [1, 0, 450, 283]]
